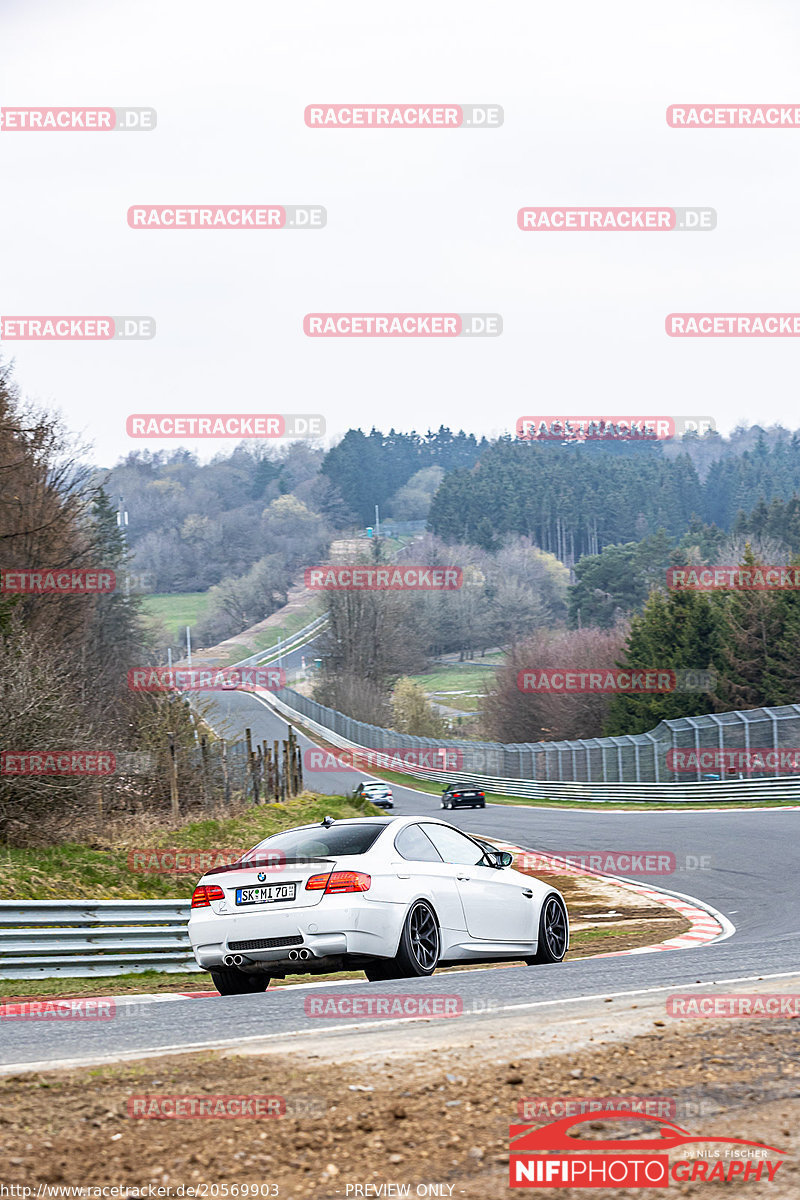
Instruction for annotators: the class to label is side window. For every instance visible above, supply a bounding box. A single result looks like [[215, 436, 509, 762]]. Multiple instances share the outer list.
[[394, 824, 443, 863], [421, 824, 486, 867]]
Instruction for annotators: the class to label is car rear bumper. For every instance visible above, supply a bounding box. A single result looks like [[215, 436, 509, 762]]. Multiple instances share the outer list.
[[189, 897, 401, 970]]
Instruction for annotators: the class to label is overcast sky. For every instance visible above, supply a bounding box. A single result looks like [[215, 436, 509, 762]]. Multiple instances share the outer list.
[[2, 0, 800, 467]]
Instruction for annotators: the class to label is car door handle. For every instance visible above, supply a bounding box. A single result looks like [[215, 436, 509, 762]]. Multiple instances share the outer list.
[[522, 889, 534, 898], [456, 875, 471, 881], [396, 874, 411, 880]]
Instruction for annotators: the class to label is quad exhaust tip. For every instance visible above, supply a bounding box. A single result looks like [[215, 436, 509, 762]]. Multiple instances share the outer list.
[[225, 948, 311, 966]]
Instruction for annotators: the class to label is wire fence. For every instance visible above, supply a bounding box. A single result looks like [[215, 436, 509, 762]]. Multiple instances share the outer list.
[[272, 686, 800, 784]]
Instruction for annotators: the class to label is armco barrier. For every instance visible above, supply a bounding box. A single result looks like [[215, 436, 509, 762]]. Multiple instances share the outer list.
[[233, 613, 329, 669], [0, 900, 197, 980], [261, 688, 800, 803]]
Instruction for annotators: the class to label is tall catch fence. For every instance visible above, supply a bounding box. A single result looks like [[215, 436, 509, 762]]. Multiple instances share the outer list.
[[271, 687, 800, 785]]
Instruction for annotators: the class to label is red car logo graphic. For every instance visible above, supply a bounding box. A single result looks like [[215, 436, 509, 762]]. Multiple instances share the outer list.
[[510, 1110, 784, 1156]]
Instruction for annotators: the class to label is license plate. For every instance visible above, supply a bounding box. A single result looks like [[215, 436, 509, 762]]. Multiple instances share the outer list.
[[235, 883, 296, 905]]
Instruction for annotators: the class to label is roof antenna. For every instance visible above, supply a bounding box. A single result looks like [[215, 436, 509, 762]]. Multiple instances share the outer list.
[[321, 815, 335, 827]]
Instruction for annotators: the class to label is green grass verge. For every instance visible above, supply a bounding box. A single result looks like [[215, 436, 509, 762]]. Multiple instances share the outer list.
[[0, 794, 379, 901], [408, 664, 498, 713], [141, 593, 212, 639]]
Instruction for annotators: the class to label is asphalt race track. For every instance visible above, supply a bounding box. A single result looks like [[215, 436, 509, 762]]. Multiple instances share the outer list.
[[2, 686, 798, 1072]]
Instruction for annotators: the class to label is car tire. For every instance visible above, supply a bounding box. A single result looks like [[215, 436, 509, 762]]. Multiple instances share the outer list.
[[395, 900, 440, 976], [526, 894, 568, 965], [480, 802, 486, 808], [367, 900, 441, 980], [209, 967, 271, 996], [364, 960, 400, 981]]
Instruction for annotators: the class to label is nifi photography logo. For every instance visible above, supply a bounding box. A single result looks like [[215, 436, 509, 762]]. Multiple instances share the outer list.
[[508, 1109, 786, 1188]]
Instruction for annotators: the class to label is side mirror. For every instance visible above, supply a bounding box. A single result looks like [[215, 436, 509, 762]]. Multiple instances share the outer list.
[[497, 851, 513, 868]]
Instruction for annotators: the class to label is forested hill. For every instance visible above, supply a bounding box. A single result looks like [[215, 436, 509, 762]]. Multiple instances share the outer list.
[[427, 434, 800, 554], [320, 427, 489, 523]]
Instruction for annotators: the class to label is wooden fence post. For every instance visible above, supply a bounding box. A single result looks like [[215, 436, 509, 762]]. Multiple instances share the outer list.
[[245, 727, 260, 805], [167, 732, 180, 818], [200, 735, 211, 809], [221, 739, 231, 807], [273, 739, 280, 800]]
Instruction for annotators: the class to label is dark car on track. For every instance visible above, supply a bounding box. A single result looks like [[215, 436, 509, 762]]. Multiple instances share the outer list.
[[441, 783, 486, 809]]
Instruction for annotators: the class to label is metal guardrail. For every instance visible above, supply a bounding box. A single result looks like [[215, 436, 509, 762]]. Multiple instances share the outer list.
[[265, 681, 800, 787], [262, 689, 800, 804], [232, 614, 328, 669], [0, 900, 198, 980]]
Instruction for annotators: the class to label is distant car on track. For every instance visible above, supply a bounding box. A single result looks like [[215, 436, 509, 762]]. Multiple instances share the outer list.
[[188, 815, 569, 995], [353, 780, 394, 808], [441, 783, 486, 809]]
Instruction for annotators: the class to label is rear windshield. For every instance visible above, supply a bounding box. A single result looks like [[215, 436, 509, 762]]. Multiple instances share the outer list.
[[244, 823, 387, 860]]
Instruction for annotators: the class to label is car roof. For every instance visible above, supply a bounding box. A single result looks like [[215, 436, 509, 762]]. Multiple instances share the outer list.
[[271, 815, 452, 833]]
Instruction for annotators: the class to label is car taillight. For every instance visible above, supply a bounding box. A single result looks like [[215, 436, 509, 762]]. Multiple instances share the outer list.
[[478, 792, 485, 798], [305, 871, 371, 894], [191, 884, 225, 908]]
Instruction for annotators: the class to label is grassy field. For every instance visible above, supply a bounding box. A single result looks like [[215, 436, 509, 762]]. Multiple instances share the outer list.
[[409, 662, 499, 712], [0, 793, 377, 902], [141, 592, 212, 639]]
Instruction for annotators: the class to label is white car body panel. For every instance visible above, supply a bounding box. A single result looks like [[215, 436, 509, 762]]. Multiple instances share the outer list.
[[188, 815, 568, 974]]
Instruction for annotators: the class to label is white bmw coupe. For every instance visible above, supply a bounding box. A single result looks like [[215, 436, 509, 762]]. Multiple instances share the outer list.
[[189, 815, 569, 995]]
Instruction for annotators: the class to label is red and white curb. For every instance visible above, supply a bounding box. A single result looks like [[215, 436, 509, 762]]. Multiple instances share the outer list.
[[491, 841, 733, 956]]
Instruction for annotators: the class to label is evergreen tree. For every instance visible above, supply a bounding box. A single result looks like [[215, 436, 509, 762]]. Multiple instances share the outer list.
[[603, 589, 720, 735]]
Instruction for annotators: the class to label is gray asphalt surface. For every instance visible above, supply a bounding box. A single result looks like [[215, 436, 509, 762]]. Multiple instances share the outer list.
[[2, 684, 798, 1070]]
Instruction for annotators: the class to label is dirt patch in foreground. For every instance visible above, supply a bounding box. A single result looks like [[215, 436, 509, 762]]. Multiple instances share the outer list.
[[0, 1017, 797, 1199]]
